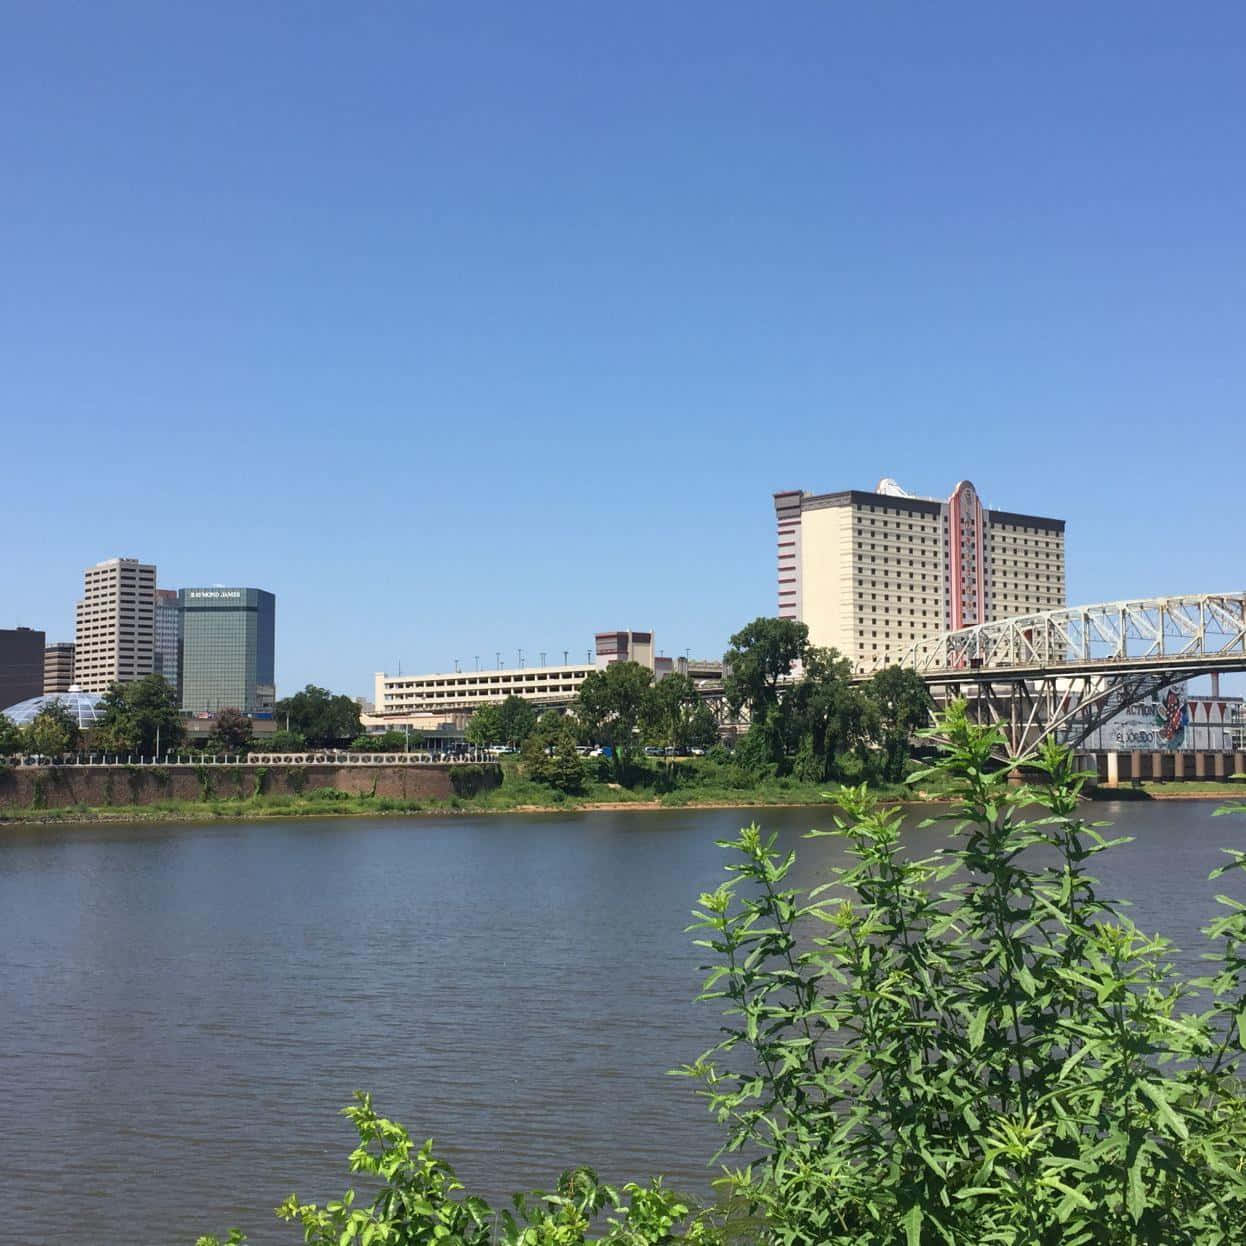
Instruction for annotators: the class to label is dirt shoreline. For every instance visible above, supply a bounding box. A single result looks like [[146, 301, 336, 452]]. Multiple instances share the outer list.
[[2, 785, 1241, 828]]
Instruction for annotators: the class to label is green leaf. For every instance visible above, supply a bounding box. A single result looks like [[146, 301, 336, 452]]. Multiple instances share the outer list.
[[902, 1203, 923, 1246], [1137, 1080, 1189, 1140], [968, 1005, 989, 1051]]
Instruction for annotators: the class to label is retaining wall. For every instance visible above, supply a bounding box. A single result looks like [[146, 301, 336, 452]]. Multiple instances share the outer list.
[[0, 763, 501, 810]]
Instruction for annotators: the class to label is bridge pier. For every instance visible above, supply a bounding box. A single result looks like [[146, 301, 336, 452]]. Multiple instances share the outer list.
[[1106, 751, 1120, 789], [1237, 752, 1246, 776], [1175, 753, 1185, 779], [1151, 751, 1164, 782], [1215, 753, 1226, 779], [1130, 751, 1142, 785], [1196, 752, 1207, 779]]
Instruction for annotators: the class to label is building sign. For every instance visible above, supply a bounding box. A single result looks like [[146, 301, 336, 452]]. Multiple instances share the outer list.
[[187, 590, 243, 600], [1097, 686, 1189, 751]]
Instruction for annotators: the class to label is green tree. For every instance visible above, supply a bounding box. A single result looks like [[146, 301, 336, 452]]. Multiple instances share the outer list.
[[723, 616, 808, 724], [350, 729, 417, 751], [22, 702, 80, 756], [643, 673, 718, 758], [575, 660, 653, 781], [274, 685, 361, 747], [866, 664, 934, 781], [0, 713, 22, 756], [521, 710, 587, 793], [786, 646, 876, 782], [464, 702, 504, 747], [723, 617, 809, 767], [496, 695, 537, 748], [212, 707, 253, 753], [94, 674, 183, 754], [259, 729, 306, 752]]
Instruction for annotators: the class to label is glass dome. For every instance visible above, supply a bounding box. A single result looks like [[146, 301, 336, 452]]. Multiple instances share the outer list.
[[1, 687, 107, 729]]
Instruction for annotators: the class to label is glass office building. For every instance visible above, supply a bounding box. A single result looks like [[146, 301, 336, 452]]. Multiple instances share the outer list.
[[154, 588, 181, 696], [178, 588, 275, 715]]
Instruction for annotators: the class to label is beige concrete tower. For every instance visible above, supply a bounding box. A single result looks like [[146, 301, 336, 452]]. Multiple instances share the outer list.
[[73, 558, 157, 691], [774, 480, 1065, 673]]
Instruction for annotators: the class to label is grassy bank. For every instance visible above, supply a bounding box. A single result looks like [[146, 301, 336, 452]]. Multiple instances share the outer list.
[[0, 760, 924, 825]]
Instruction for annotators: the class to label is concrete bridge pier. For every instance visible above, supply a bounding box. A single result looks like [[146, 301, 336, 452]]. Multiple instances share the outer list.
[[1196, 753, 1207, 779], [1152, 751, 1164, 782], [1106, 751, 1120, 789], [1175, 753, 1186, 779], [1237, 752, 1246, 776]]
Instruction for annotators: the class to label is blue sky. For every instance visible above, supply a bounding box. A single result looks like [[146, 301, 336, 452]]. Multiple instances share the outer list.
[[3, 3, 1243, 699]]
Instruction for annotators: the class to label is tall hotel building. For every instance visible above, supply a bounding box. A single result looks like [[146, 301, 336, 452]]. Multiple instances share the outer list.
[[73, 558, 157, 691], [774, 479, 1066, 671]]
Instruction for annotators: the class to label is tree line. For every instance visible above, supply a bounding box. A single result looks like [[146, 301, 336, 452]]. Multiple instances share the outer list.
[[460, 616, 932, 793], [0, 678, 366, 759]]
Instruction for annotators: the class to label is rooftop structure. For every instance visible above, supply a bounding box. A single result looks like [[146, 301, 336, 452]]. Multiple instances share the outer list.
[[2, 688, 107, 730]]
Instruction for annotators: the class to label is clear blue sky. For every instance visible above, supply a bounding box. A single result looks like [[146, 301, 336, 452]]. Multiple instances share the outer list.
[[4, 3, 1243, 700]]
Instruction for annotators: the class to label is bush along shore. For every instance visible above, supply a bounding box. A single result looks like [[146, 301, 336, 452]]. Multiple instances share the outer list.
[[196, 705, 1246, 1245]]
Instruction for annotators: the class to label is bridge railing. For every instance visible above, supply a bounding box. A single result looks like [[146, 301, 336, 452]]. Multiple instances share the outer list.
[[6, 750, 499, 768], [882, 592, 1246, 676]]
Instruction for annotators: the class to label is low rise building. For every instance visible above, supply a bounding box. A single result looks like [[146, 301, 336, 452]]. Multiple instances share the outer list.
[[372, 628, 661, 724]]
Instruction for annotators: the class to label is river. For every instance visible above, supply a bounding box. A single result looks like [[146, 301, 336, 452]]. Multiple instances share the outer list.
[[1, 799, 1243, 1244]]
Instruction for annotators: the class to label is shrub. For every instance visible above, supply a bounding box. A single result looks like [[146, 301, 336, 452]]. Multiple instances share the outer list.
[[682, 703, 1246, 1244], [449, 762, 503, 797]]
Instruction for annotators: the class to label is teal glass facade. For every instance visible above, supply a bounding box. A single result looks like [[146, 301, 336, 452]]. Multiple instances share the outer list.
[[178, 588, 275, 714]]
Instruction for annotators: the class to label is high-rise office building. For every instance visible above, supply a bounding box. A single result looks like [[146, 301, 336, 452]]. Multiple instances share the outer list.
[[154, 588, 181, 696], [774, 478, 1066, 672], [0, 627, 46, 708], [179, 587, 275, 714], [73, 558, 157, 692], [43, 642, 76, 694]]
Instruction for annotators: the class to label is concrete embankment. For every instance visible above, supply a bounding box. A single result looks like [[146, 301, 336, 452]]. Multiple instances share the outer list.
[[0, 763, 501, 810]]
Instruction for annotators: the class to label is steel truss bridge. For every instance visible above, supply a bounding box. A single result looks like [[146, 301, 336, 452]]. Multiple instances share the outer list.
[[877, 592, 1246, 757]]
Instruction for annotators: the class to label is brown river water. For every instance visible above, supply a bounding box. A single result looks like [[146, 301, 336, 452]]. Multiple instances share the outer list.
[[1, 799, 1243, 1244]]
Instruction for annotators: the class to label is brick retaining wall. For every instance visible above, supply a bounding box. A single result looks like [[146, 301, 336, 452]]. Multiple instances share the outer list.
[[0, 763, 500, 810]]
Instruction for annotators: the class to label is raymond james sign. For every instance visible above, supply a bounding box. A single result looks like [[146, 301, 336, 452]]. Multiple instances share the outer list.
[[187, 590, 243, 599]]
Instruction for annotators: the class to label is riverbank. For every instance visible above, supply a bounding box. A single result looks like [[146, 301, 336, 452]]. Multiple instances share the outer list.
[[3, 768, 1239, 826], [0, 766, 924, 825]]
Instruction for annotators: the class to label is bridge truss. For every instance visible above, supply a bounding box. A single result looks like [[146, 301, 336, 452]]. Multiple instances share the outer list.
[[884, 593, 1246, 756]]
